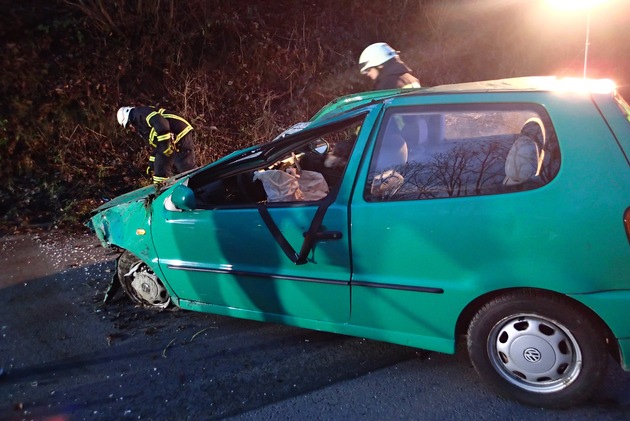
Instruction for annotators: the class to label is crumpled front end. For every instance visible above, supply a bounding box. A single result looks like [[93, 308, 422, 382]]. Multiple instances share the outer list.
[[87, 196, 156, 261], [87, 192, 170, 305]]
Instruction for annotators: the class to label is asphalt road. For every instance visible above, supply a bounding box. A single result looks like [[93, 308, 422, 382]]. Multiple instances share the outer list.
[[1, 231, 629, 420]]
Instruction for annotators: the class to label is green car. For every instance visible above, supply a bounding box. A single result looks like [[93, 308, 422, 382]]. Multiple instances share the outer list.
[[88, 76, 630, 408]]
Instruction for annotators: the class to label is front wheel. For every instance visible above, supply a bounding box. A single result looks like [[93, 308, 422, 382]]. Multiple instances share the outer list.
[[116, 250, 171, 309], [467, 290, 608, 408]]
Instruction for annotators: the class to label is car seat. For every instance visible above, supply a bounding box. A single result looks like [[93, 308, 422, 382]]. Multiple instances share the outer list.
[[503, 118, 545, 187], [373, 133, 408, 172], [368, 129, 408, 201], [401, 114, 446, 162], [401, 117, 428, 152], [372, 124, 409, 173]]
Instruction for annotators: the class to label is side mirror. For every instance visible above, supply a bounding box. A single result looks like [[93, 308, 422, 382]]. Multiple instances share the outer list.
[[170, 184, 196, 211]]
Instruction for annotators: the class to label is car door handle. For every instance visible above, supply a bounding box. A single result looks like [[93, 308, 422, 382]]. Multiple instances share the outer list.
[[305, 230, 343, 240]]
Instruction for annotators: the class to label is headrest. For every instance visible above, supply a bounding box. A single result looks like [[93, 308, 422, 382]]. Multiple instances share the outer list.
[[520, 117, 545, 148]]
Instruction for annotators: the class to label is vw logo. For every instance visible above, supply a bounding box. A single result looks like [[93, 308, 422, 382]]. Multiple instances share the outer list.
[[523, 347, 542, 363]]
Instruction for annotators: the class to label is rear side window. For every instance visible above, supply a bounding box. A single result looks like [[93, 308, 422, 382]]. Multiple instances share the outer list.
[[365, 104, 560, 201]]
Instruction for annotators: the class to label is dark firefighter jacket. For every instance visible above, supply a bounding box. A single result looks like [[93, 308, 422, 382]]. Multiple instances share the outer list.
[[128, 106, 194, 181], [374, 57, 421, 90]]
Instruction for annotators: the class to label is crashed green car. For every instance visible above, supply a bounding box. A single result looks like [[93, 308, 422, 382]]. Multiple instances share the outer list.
[[88, 77, 630, 408]]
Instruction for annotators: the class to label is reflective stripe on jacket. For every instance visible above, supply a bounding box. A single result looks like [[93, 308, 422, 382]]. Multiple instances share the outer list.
[[144, 108, 193, 148], [128, 106, 194, 180]]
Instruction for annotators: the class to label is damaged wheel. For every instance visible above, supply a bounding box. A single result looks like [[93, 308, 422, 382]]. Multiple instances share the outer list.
[[116, 250, 171, 308]]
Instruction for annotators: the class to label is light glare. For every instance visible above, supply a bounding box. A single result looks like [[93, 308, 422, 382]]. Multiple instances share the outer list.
[[551, 77, 616, 94], [548, 0, 607, 10]]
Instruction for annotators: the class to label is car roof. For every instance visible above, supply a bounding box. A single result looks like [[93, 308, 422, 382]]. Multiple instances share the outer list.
[[420, 76, 558, 93], [188, 76, 620, 185], [312, 76, 617, 121]]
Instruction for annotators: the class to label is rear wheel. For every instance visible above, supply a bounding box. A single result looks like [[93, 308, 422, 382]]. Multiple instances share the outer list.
[[467, 290, 608, 408], [116, 250, 171, 308]]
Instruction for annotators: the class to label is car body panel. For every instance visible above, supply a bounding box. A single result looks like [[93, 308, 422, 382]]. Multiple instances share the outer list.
[[593, 92, 630, 164], [91, 184, 157, 214], [88, 197, 163, 282], [145, 106, 384, 322], [151, 201, 352, 322], [88, 77, 630, 372], [348, 89, 629, 350], [569, 290, 630, 370]]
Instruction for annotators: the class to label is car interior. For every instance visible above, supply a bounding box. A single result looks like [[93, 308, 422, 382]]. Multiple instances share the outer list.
[[187, 122, 362, 208]]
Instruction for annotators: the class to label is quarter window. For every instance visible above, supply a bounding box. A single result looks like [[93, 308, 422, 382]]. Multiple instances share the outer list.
[[365, 104, 560, 201]]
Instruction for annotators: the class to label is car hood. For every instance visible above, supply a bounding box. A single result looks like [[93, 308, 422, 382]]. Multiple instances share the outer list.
[[91, 184, 158, 213]]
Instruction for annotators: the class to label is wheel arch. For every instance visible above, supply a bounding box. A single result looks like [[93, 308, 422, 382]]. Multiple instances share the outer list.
[[454, 287, 620, 363]]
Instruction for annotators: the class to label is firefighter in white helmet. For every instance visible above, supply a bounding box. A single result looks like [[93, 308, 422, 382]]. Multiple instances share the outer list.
[[117, 106, 196, 184], [358, 42, 420, 90]]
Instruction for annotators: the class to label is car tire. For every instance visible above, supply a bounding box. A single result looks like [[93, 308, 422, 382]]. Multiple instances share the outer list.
[[116, 250, 171, 309], [467, 289, 608, 408]]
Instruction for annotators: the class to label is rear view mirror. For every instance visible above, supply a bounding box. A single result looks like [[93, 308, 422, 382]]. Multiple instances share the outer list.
[[310, 139, 329, 155]]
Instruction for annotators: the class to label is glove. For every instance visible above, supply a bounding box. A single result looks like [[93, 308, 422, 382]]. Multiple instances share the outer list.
[[170, 132, 180, 153], [163, 132, 181, 156]]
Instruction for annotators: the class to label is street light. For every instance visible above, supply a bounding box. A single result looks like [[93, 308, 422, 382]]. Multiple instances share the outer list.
[[547, 0, 607, 78]]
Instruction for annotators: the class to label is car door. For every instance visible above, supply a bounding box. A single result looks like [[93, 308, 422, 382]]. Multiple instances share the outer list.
[[151, 110, 378, 323], [348, 99, 564, 352]]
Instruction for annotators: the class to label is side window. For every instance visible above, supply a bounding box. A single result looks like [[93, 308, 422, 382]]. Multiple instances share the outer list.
[[257, 120, 361, 202], [190, 119, 362, 208], [365, 104, 560, 201]]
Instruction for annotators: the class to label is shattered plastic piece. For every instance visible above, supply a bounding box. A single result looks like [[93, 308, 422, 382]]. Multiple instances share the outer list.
[[102, 272, 121, 304]]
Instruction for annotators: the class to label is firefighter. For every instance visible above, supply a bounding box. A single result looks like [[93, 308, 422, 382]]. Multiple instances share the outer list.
[[358, 42, 421, 90], [358, 43, 438, 155], [117, 106, 196, 183]]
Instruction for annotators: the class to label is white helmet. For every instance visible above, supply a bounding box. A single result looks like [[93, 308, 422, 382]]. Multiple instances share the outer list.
[[117, 106, 133, 128], [358, 42, 398, 74]]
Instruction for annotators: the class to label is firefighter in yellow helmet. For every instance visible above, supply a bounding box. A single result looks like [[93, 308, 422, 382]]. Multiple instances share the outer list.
[[358, 42, 421, 90], [117, 106, 196, 183]]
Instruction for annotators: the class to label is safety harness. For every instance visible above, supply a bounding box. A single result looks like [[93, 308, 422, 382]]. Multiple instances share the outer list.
[[145, 108, 193, 156]]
